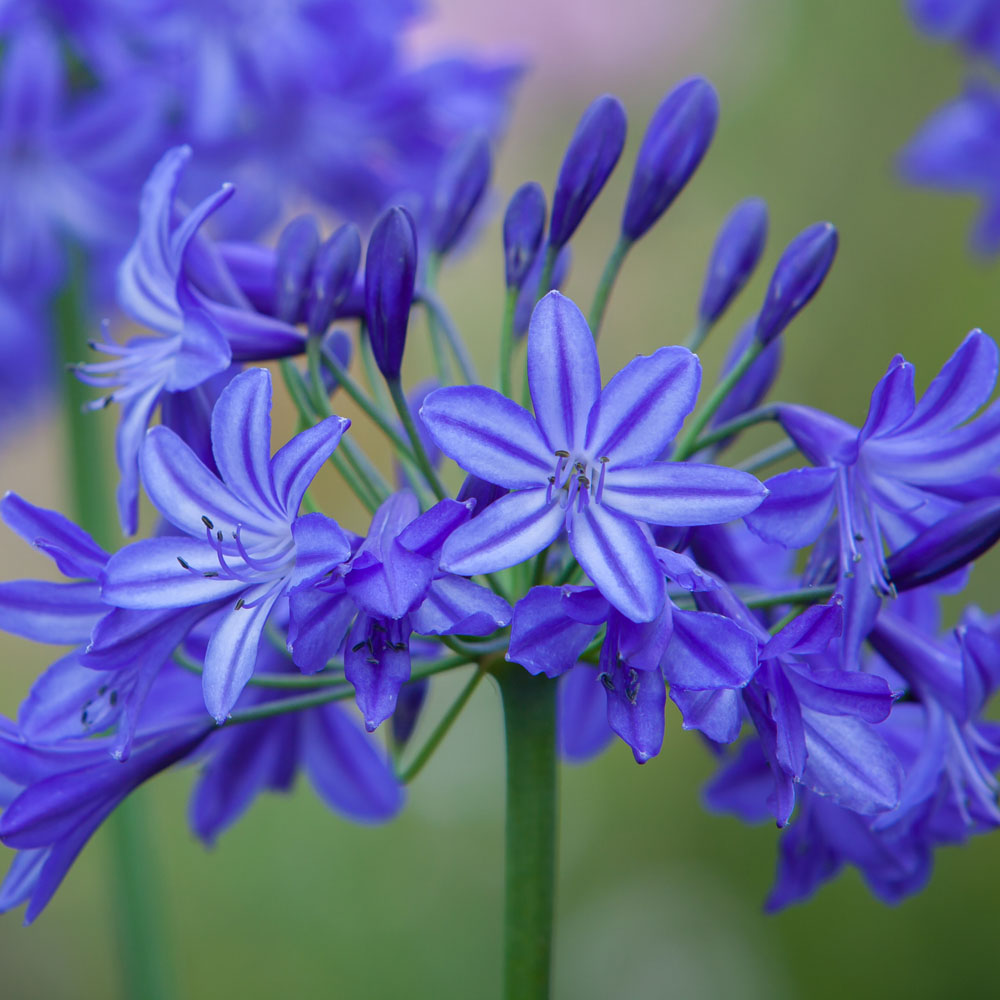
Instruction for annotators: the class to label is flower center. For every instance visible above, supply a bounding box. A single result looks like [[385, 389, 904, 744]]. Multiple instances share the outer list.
[[546, 451, 611, 510]]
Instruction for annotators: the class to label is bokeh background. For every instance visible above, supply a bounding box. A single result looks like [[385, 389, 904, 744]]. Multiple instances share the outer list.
[[2, 1, 999, 997]]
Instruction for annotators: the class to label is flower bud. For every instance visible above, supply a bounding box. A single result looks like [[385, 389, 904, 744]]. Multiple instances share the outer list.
[[274, 214, 319, 323], [549, 95, 627, 249], [365, 206, 417, 381], [622, 77, 719, 242], [502, 181, 546, 289], [754, 222, 838, 345], [430, 134, 492, 256], [698, 197, 768, 327], [307, 224, 361, 336], [887, 498, 1000, 592]]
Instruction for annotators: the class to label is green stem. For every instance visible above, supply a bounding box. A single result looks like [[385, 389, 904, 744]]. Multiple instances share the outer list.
[[421, 254, 454, 386], [499, 286, 518, 398], [683, 319, 710, 353], [399, 667, 485, 783], [587, 235, 631, 337], [223, 654, 475, 725], [736, 438, 798, 474], [683, 404, 779, 454], [535, 244, 558, 305], [418, 288, 477, 384], [673, 338, 765, 460], [740, 584, 835, 609], [387, 378, 447, 500], [55, 250, 172, 1000], [497, 667, 557, 1000]]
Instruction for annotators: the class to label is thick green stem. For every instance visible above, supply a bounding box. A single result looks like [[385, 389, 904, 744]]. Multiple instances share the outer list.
[[497, 667, 557, 1000], [587, 235, 631, 338], [55, 251, 172, 1000], [683, 403, 779, 454], [736, 438, 798, 474]]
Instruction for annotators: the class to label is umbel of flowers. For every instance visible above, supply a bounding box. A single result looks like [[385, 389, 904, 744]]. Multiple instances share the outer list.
[[2, 68, 1000, 1000]]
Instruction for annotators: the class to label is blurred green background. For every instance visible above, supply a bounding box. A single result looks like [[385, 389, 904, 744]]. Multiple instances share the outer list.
[[2, 1, 999, 997]]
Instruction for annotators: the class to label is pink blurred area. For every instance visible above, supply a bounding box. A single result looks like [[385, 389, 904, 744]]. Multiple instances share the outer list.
[[410, 0, 739, 93]]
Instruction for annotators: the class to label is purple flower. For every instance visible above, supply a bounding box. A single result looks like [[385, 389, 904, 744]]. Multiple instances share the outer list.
[[420, 291, 768, 622], [76, 147, 306, 533], [188, 632, 402, 844], [900, 82, 1000, 253], [430, 134, 492, 257], [908, 0, 1000, 65], [503, 181, 547, 289], [746, 330, 1000, 658], [99, 368, 351, 722], [289, 491, 511, 731]]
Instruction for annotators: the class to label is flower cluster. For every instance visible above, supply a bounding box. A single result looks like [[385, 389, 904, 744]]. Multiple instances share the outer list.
[[0, 3, 518, 437], [2, 65, 1000, 932]]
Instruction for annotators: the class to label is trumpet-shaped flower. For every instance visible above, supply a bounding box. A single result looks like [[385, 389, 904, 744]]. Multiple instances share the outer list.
[[99, 368, 351, 722], [420, 291, 768, 622]]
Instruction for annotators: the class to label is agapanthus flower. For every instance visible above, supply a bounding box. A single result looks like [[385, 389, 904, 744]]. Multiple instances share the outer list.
[[746, 330, 1000, 658], [900, 81, 1000, 253], [75, 147, 306, 533], [421, 291, 768, 622], [907, 0, 1000, 65], [98, 367, 351, 722], [288, 490, 511, 731], [186, 622, 403, 843]]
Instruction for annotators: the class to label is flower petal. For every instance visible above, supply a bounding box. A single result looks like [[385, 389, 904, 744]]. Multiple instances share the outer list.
[[602, 462, 768, 527], [410, 575, 511, 636], [761, 600, 843, 659], [567, 503, 665, 622], [302, 704, 403, 822], [289, 513, 351, 590], [559, 665, 613, 762], [506, 586, 600, 677], [604, 658, 666, 763], [527, 292, 601, 452], [585, 346, 700, 464], [0, 581, 104, 644], [663, 609, 758, 689], [203, 587, 283, 722], [744, 467, 837, 548], [419, 386, 551, 488], [270, 414, 350, 515], [441, 488, 564, 575]]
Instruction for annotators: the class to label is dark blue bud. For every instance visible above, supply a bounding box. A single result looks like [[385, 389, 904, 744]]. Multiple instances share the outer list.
[[274, 214, 320, 323], [317, 329, 353, 396], [307, 224, 361, 336], [698, 197, 768, 326], [513, 245, 571, 338], [754, 222, 838, 345], [502, 181, 546, 289], [622, 77, 719, 242], [549, 95, 627, 249], [430, 134, 492, 256], [887, 498, 1000, 592], [391, 677, 430, 746], [365, 206, 418, 382]]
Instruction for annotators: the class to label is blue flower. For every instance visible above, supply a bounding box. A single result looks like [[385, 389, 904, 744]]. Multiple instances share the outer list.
[[420, 291, 768, 622], [746, 330, 1000, 658], [76, 147, 307, 533], [99, 367, 351, 722], [900, 82, 1000, 253], [186, 624, 403, 843], [908, 0, 1000, 65], [289, 490, 511, 731]]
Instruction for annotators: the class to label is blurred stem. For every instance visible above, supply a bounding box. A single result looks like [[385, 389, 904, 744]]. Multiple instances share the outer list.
[[684, 404, 779, 454], [499, 286, 517, 398], [536, 244, 558, 305], [399, 667, 485, 784], [418, 287, 477, 384], [736, 438, 798, 474], [55, 249, 172, 1000], [497, 666, 557, 1000], [587, 235, 631, 338], [387, 378, 447, 500], [683, 319, 710, 353], [673, 338, 765, 460], [421, 253, 453, 385]]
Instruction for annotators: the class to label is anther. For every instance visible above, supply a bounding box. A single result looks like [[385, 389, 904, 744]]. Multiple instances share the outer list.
[[177, 556, 191, 569], [235, 598, 245, 610], [596, 457, 609, 504], [554, 450, 570, 458], [201, 515, 215, 530], [599, 672, 615, 693]]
